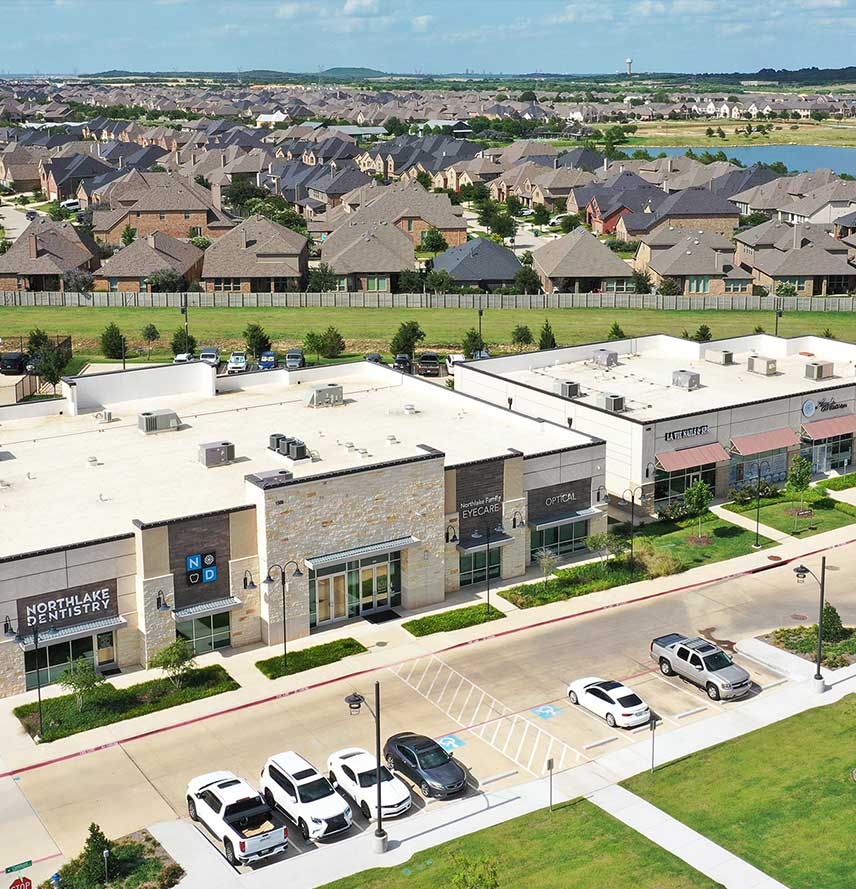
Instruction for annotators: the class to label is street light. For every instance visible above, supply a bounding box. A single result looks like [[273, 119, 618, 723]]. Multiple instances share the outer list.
[[264, 560, 303, 673], [242, 570, 257, 591], [470, 523, 504, 613], [4, 614, 53, 740], [622, 486, 644, 562], [793, 557, 827, 692], [774, 295, 785, 337], [748, 459, 771, 549], [344, 682, 387, 854]]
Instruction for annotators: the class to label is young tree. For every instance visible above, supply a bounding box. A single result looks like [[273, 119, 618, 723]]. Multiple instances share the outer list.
[[422, 227, 449, 255], [788, 453, 813, 514], [559, 214, 581, 233], [631, 269, 651, 293], [28, 327, 51, 355], [531, 203, 551, 226], [147, 267, 185, 292], [415, 170, 433, 190], [170, 326, 197, 356], [390, 320, 426, 357], [586, 531, 610, 573], [77, 823, 113, 889], [308, 262, 338, 292], [821, 602, 847, 643], [461, 327, 485, 359], [489, 212, 517, 240], [425, 269, 456, 293], [244, 322, 272, 359], [534, 547, 560, 595], [539, 318, 557, 350], [100, 322, 125, 359], [520, 250, 534, 266], [607, 321, 625, 340], [511, 324, 533, 350], [58, 658, 106, 712], [62, 269, 94, 293], [150, 638, 197, 688], [693, 323, 713, 342], [397, 268, 423, 292], [683, 478, 713, 539], [34, 339, 71, 393], [658, 276, 681, 296], [121, 223, 137, 246], [513, 265, 541, 294], [319, 325, 345, 359], [505, 195, 523, 216], [303, 330, 324, 364], [605, 532, 629, 563], [141, 323, 160, 358]]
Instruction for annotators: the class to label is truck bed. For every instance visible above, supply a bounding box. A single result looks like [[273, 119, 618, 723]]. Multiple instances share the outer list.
[[652, 633, 686, 649], [226, 808, 285, 840]]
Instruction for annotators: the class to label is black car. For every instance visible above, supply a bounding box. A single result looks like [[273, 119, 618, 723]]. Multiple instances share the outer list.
[[393, 354, 412, 373], [0, 352, 29, 375], [383, 732, 467, 798], [365, 353, 385, 364], [25, 209, 38, 221], [416, 352, 441, 377]]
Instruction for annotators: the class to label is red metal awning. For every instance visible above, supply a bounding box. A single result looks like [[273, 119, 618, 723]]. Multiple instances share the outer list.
[[656, 442, 730, 472], [730, 428, 800, 456], [801, 414, 856, 441]]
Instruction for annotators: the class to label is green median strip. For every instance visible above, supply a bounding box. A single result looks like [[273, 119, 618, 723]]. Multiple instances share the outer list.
[[402, 603, 505, 637], [724, 491, 856, 537], [255, 637, 367, 679]]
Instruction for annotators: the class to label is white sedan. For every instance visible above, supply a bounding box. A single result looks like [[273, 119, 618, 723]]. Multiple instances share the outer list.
[[327, 747, 412, 820], [567, 677, 651, 728]]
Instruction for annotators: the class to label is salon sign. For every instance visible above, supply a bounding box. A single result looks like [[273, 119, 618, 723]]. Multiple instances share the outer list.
[[17, 579, 118, 632]]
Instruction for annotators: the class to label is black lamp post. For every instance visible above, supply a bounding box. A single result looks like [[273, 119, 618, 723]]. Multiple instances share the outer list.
[[345, 682, 387, 853], [5, 615, 53, 740], [622, 486, 643, 562], [181, 294, 191, 356], [471, 523, 504, 613], [748, 459, 771, 549], [477, 299, 484, 353], [774, 295, 784, 337], [793, 558, 827, 691], [264, 560, 303, 673]]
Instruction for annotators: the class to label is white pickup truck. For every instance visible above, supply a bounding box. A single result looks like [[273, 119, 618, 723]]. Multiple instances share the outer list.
[[187, 771, 289, 865]]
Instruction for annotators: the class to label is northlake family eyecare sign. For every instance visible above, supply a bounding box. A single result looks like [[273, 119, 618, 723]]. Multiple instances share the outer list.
[[16, 579, 118, 632], [456, 460, 505, 538]]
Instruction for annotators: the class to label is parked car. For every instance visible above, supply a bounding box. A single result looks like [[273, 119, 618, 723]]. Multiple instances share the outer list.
[[365, 353, 384, 364], [416, 352, 441, 377], [549, 214, 567, 227], [567, 677, 651, 728], [651, 633, 751, 701], [327, 747, 412, 820], [392, 354, 412, 374], [60, 198, 80, 212], [0, 352, 29, 375], [285, 349, 306, 370], [199, 347, 220, 367], [25, 209, 38, 221], [383, 732, 466, 799], [472, 349, 491, 360], [259, 751, 352, 841], [173, 352, 195, 364], [445, 353, 466, 376], [258, 351, 278, 370], [227, 351, 248, 374], [186, 771, 288, 866]]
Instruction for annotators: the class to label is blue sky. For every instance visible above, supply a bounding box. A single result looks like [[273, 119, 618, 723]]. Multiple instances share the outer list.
[[3, 0, 856, 77]]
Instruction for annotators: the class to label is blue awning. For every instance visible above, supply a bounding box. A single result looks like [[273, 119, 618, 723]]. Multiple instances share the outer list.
[[15, 615, 127, 650], [305, 536, 419, 570], [529, 506, 601, 532], [173, 596, 243, 620]]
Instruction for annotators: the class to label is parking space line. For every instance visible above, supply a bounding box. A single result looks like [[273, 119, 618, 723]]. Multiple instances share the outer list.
[[676, 705, 708, 719], [455, 685, 475, 722], [424, 663, 445, 698], [514, 721, 530, 762], [652, 672, 721, 708]]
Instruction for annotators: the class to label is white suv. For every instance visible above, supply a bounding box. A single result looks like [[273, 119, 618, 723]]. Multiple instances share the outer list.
[[227, 351, 247, 374], [260, 751, 352, 841]]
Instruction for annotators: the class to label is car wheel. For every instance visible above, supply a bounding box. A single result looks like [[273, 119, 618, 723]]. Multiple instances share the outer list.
[[420, 781, 432, 798], [606, 713, 616, 728], [298, 819, 310, 842], [361, 801, 371, 820], [659, 658, 674, 676], [187, 797, 198, 821], [224, 840, 238, 866], [263, 788, 276, 809], [568, 690, 579, 705], [707, 683, 721, 701]]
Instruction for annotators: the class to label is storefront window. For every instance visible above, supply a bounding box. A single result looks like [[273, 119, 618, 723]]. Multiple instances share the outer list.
[[531, 519, 589, 557], [729, 447, 789, 488], [309, 550, 402, 627], [24, 634, 98, 690], [654, 462, 717, 508], [802, 433, 853, 474], [176, 612, 231, 655], [459, 547, 501, 587]]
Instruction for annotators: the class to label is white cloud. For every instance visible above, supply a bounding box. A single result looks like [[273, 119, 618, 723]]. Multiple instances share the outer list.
[[555, 3, 613, 23], [634, 0, 666, 14], [411, 14, 431, 31], [275, 2, 304, 18], [343, 0, 378, 14], [794, 0, 847, 7]]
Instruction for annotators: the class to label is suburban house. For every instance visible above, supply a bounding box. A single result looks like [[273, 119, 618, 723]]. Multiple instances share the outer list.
[[0, 145, 45, 191], [532, 227, 634, 293], [644, 234, 752, 295], [320, 219, 415, 292], [38, 153, 114, 201], [614, 187, 741, 239], [93, 231, 204, 293], [730, 169, 840, 217], [431, 237, 522, 291], [774, 180, 856, 224], [0, 218, 100, 291], [200, 214, 309, 292]]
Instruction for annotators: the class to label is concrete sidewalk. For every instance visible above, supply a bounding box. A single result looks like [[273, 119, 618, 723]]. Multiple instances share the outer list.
[[710, 503, 794, 544]]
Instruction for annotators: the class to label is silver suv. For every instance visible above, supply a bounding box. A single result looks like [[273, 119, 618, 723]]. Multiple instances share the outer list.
[[650, 634, 751, 700]]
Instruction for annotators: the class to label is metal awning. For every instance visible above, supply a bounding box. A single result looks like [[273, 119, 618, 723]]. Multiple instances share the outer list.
[[304, 536, 419, 570], [173, 596, 242, 621], [529, 506, 602, 532], [801, 414, 856, 441], [730, 428, 799, 456], [457, 532, 515, 553], [656, 442, 730, 473], [15, 615, 127, 650]]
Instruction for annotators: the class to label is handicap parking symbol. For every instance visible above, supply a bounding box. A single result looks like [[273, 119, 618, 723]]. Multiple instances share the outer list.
[[437, 734, 466, 752], [532, 704, 562, 720]]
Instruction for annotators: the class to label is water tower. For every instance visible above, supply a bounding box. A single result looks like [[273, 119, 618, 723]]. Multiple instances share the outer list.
[[626, 58, 633, 76]]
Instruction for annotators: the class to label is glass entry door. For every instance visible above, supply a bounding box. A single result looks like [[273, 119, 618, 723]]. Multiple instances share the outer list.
[[360, 564, 389, 611], [813, 444, 828, 473], [316, 573, 347, 624]]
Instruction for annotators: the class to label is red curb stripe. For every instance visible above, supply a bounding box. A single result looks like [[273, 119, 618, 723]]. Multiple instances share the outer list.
[[3, 534, 854, 780]]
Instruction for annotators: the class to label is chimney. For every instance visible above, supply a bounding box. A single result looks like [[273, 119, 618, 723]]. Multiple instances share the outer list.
[[667, 156, 672, 173], [619, 163, 624, 174], [714, 250, 721, 271], [242, 227, 248, 248], [793, 225, 798, 249], [28, 233, 38, 259], [220, 153, 226, 167], [211, 182, 222, 211], [603, 157, 608, 171]]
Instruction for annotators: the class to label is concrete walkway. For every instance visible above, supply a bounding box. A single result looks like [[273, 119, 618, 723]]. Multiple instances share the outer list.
[[710, 503, 794, 544]]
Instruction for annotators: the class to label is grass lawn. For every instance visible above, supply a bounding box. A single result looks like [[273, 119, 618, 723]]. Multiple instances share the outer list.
[[319, 799, 723, 889], [624, 695, 856, 889], [14, 665, 238, 742], [725, 492, 856, 537], [8, 306, 856, 356], [402, 603, 504, 637], [255, 637, 367, 679], [815, 471, 856, 492]]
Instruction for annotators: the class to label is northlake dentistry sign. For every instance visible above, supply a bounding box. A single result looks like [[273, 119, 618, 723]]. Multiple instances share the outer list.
[[17, 579, 118, 632]]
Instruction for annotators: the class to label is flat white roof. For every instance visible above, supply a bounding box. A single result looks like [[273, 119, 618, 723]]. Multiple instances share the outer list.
[[0, 365, 594, 557], [485, 334, 856, 423]]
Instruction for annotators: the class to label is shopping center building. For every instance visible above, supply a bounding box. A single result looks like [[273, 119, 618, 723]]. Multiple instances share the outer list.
[[0, 360, 605, 697], [455, 333, 856, 513]]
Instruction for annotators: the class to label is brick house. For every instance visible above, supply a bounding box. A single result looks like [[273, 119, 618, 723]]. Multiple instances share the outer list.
[[320, 219, 415, 292], [532, 227, 634, 293], [614, 187, 741, 240], [39, 153, 114, 202], [94, 231, 204, 293]]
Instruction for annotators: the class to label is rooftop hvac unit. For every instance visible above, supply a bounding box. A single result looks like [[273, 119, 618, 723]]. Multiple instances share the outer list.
[[304, 383, 344, 408], [288, 440, 308, 461], [198, 441, 235, 467], [95, 410, 112, 425], [705, 349, 734, 366], [747, 355, 777, 376], [247, 468, 294, 489], [559, 380, 580, 399], [277, 437, 295, 456], [599, 393, 625, 413], [593, 348, 619, 368], [672, 369, 701, 390], [805, 360, 834, 380], [138, 409, 181, 434], [269, 432, 287, 451]]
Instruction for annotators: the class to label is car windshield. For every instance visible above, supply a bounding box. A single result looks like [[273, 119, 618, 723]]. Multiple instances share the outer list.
[[703, 651, 733, 671], [416, 746, 449, 769], [357, 766, 394, 788], [617, 693, 644, 707], [297, 777, 334, 803]]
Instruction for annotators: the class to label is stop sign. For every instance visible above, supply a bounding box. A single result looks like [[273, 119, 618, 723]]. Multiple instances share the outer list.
[[10, 878, 32, 889]]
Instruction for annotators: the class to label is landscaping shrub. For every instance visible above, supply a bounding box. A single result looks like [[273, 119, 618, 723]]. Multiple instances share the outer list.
[[504, 560, 648, 608], [822, 602, 847, 643], [815, 471, 856, 492], [256, 637, 367, 679], [636, 541, 680, 578], [403, 604, 505, 637]]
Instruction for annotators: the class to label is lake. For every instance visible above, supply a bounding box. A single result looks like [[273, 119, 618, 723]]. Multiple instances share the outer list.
[[643, 144, 856, 176]]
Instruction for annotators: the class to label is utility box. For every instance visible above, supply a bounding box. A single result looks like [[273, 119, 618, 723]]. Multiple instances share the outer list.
[[288, 440, 309, 460], [269, 432, 287, 451], [138, 409, 180, 434], [805, 360, 834, 380], [705, 349, 734, 366], [748, 355, 777, 376], [672, 369, 701, 390], [559, 380, 580, 399], [593, 349, 619, 368], [599, 393, 626, 412], [246, 468, 294, 489], [305, 384, 344, 408], [198, 441, 235, 467]]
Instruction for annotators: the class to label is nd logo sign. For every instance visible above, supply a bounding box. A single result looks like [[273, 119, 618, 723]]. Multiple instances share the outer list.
[[186, 551, 217, 585]]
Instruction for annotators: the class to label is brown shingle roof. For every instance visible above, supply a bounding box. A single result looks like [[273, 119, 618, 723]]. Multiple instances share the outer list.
[[201, 214, 307, 279], [96, 231, 202, 278]]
